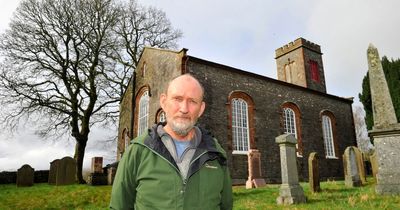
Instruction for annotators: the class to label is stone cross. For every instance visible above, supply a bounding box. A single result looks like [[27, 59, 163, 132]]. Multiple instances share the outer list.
[[367, 44, 400, 195], [245, 149, 266, 189], [275, 134, 306, 205], [16, 164, 34, 187], [308, 152, 320, 193]]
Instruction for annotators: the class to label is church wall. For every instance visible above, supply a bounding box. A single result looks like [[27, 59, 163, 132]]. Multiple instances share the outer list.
[[117, 48, 186, 159], [187, 57, 356, 183]]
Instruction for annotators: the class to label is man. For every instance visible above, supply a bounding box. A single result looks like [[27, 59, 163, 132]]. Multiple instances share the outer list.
[[110, 74, 233, 210]]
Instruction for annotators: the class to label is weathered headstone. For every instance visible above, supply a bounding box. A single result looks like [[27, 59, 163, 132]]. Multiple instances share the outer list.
[[370, 151, 378, 180], [48, 159, 59, 185], [276, 134, 306, 205], [107, 163, 118, 185], [91, 157, 103, 174], [245, 149, 266, 189], [367, 44, 400, 195], [343, 147, 362, 187], [56, 156, 76, 185], [88, 157, 107, 185], [308, 152, 320, 193], [16, 164, 34, 187], [353, 147, 367, 184]]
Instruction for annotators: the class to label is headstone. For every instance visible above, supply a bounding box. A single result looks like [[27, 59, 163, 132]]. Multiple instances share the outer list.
[[275, 134, 306, 205], [48, 159, 59, 185], [343, 147, 362, 187], [56, 156, 76, 185], [245, 149, 266, 189], [308, 152, 320, 193], [353, 147, 367, 184], [367, 44, 400, 195], [370, 151, 378, 180], [107, 165, 117, 185], [91, 157, 103, 173], [87, 156, 107, 185], [16, 164, 34, 187]]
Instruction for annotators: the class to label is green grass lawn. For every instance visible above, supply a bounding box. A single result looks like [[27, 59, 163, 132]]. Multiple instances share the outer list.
[[0, 178, 399, 209]]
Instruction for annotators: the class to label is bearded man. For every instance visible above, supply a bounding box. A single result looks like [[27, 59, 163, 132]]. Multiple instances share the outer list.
[[110, 74, 233, 210]]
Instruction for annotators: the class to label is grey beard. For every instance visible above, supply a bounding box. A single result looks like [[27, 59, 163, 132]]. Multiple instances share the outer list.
[[169, 120, 196, 137]]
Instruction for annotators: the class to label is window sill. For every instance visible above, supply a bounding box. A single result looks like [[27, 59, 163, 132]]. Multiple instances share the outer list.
[[232, 151, 248, 155]]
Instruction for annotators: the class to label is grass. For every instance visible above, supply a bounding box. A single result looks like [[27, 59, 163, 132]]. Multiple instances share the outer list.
[[0, 177, 399, 209]]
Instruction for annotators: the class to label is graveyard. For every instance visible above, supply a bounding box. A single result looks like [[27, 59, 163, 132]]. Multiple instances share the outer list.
[[1, 177, 400, 209]]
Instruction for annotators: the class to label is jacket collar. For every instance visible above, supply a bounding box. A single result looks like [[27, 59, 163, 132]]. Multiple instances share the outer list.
[[143, 123, 226, 165]]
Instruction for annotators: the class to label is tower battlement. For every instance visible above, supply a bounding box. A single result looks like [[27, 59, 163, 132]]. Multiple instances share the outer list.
[[275, 37, 321, 58]]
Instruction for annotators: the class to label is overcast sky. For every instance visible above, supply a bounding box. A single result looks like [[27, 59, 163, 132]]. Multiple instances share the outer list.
[[1, 0, 399, 171]]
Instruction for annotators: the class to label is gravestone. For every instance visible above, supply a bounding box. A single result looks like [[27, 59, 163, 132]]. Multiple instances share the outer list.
[[353, 147, 367, 184], [16, 164, 34, 187], [91, 157, 103, 173], [370, 151, 378, 180], [246, 149, 266, 189], [343, 147, 362, 187], [107, 162, 118, 185], [48, 159, 59, 185], [275, 134, 306, 205], [308, 152, 320, 193], [367, 44, 400, 195], [56, 156, 76, 185], [87, 157, 107, 185]]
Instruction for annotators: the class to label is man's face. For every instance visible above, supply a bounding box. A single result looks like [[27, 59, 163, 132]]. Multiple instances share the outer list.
[[160, 75, 205, 137]]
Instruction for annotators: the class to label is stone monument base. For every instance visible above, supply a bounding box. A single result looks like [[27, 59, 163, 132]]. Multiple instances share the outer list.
[[373, 133, 400, 195], [245, 178, 266, 189], [87, 173, 108, 186], [277, 184, 307, 205]]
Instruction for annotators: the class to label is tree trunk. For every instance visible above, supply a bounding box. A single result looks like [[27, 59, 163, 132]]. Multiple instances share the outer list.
[[74, 139, 88, 184]]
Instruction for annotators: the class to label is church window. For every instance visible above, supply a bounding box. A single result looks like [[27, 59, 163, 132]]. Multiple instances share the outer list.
[[138, 90, 149, 136], [155, 109, 166, 123], [232, 98, 250, 153], [281, 102, 303, 156], [309, 60, 320, 82], [321, 111, 338, 158], [228, 91, 255, 155], [141, 62, 147, 77]]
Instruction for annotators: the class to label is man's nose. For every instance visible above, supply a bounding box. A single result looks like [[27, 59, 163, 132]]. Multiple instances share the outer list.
[[179, 101, 189, 113]]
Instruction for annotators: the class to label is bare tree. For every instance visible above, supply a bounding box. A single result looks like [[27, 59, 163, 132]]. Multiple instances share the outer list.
[[0, 0, 182, 183], [353, 105, 374, 153]]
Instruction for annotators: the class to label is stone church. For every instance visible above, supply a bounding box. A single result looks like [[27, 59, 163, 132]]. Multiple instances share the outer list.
[[117, 37, 356, 184]]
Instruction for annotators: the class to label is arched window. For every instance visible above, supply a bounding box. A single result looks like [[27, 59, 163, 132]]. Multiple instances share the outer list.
[[232, 98, 250, 153], [281, 102, 302, 156], [155, 108, 166, 123], [138, 90, 149, 136], [321, 111, 338, 158], [283, 108, 297, 138], [227, 91, 255, 155]]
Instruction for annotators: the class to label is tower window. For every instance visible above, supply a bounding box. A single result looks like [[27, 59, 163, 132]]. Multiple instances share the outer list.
[[309, 60, 320, 82]]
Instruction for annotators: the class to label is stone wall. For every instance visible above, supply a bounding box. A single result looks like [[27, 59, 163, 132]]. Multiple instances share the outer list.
[[0, 170, 49, 184], [187, 56, 356, 183]]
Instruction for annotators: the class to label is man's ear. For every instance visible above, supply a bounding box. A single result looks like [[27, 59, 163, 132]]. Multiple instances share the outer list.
[[198, 101, 206, 117], [160, 93, 166, 110]]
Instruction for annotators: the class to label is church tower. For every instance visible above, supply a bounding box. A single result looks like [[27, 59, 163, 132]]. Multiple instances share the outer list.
[[275, 38, 326, 93]]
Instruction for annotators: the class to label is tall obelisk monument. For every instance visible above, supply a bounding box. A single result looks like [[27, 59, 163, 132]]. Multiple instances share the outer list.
[[367, 44, 400, 195]]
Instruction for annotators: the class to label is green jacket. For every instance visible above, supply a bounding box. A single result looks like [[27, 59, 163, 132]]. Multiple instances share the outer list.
[[110, 125, 233, 210]]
